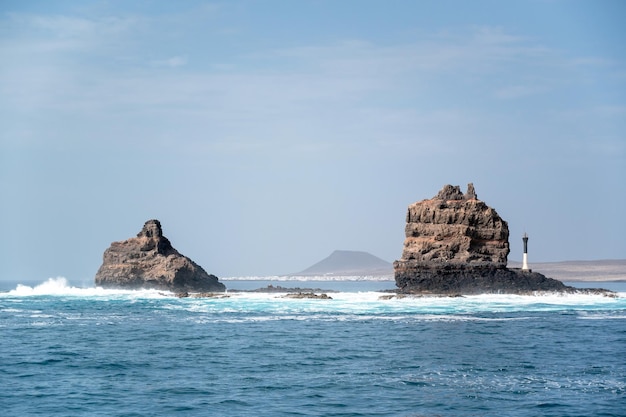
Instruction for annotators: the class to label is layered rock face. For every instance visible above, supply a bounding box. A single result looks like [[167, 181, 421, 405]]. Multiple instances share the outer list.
[[394, 184, 568, 294], [95, 220, 225, 292], [400, 183, 509, 268]]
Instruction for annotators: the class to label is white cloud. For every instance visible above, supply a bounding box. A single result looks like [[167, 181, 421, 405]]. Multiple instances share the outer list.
[[265, 26, 555, 87], [6, 12, 139, 40], [151, 56, 188, 68], [493, 84, 547, 99], [9, 13, 97, 37]]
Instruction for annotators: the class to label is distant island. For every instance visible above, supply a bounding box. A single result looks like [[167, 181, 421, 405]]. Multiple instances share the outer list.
[[293, 250, 393, 277], [507, 259, 626, 282], [289, 249, 624, 284]]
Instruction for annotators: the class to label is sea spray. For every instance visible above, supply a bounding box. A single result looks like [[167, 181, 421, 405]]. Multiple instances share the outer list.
[[5, 277, 166, 298]]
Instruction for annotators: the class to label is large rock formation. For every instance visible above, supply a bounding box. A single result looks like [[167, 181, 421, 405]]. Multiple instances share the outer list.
[[393, 184, 570, 294], [95, 220, 225, 292]]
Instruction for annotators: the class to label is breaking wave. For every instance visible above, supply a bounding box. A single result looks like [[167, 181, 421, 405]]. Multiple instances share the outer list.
[[4, 277, 165, 298], [2, 277, 624, 317]]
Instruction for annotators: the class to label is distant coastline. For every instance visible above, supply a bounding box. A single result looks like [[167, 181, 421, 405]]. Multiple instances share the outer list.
[[220, 259, 626, 283], [222, 275, 394, 282], [1, 260, 623, 294], [507, 259, 626, 282], [2, 277, 625, 294]]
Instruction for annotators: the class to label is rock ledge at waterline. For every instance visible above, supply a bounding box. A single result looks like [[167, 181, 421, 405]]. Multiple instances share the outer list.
[[95, 220, 225, 292], [393, 184, 609, 295]]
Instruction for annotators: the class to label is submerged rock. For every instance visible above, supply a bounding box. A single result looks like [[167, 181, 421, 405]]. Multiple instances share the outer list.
[[95, 220, 225, 292], [393, 184, 573, 294], [239, 285, 334, 293], [281, 292, 333, 299]]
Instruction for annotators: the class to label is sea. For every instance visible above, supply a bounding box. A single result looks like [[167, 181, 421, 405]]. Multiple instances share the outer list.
[[1, 277, 625, 417]]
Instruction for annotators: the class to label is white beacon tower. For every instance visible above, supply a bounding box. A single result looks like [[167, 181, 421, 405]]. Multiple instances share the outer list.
[[522, 233, 530, 271]]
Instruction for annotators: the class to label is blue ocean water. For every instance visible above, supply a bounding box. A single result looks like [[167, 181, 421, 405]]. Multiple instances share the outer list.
[[1, 278, 625, 417]]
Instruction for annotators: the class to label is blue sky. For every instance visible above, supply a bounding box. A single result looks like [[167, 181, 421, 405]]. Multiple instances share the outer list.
[[1, 0, 625, 280]]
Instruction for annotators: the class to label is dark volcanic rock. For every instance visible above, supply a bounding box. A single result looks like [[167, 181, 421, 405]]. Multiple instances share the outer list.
[[95, 220, 225, 292], [393, 184, 573, 294], [281, 292, 333, 299], [394, 263, 568, 294], [241, 285, 335, 293]]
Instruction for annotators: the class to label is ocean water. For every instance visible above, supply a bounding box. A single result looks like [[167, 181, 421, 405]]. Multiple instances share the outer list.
[[1, 278, 625, 417]]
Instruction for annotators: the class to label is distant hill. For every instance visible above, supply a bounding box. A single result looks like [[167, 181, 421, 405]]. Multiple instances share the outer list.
[[294, 250, 393, 277], [507, 259, 626, 281]]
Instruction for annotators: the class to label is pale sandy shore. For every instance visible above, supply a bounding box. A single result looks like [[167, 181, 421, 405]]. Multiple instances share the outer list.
[[508, 259, 626, 282]]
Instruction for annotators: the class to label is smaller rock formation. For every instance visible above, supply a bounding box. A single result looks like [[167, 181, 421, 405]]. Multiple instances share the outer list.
[[95, 220, 225, 292], [281, 292, 333, 299], [240, 285, 335, 293], [393, 184, 575, 294], [172, 292, 230, 299]]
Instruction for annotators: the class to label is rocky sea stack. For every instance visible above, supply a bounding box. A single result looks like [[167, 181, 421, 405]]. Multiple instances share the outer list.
[[95, 220, 225, 292], [394, 184, 571, 294]]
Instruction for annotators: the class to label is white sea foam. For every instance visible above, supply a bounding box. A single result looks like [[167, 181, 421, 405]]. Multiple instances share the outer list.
[[577, 311, 626, 320], [156, 290, 626, 318], [2, 278, 624, 315], [3, 277, 166, 298]]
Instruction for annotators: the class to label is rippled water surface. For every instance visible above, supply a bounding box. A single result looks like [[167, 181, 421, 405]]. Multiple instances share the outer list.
[[1, 278, 625, 416]]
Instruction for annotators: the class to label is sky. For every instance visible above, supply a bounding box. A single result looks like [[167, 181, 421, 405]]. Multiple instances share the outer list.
[[1, 0, 625, 281]]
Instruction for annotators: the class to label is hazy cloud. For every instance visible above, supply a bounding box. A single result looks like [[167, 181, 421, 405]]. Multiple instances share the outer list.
[[1, 16, 617, 160], [494, 84, 548, 99], [6, 11, 140, 41], [151, 56, 188, 68]]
